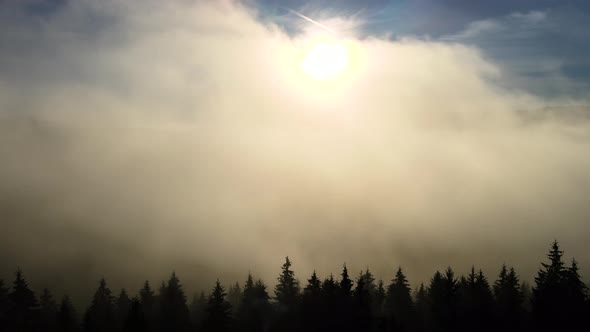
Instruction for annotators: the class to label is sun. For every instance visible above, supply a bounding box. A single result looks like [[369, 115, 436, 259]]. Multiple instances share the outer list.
[[301, 41, 349, 80]]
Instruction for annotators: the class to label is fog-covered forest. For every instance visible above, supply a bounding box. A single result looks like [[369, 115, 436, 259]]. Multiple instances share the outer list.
[[1, 241, 587, 332]]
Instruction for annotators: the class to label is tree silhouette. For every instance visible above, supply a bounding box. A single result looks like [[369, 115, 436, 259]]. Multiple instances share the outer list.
[[336, 265, 353, 332], [236, 274, 268, 332], [40, 288, 58, 332], [428, 268, 458, 332], [272, 257, 300, 332], [532, 241, 568, 332], [138, 280, 155, 330], [203, 280, 232, 332], [374, 279, 386, 316], [124, 297, 147, 332], [274, 257, 300, 312], [413, 283, 430, 332], [115, 289, 132, 330], [494, 264, 522, 332], [0, 279, 9, 328], [352, 271, 372, 332], [8, 269, 40, 332], [385, 267, 414, 331], [84, 278, 115, 332], [158, 272, 190, 332], [58, 295, 79, 332], [457, 267, 493, 332], [3, 240, 590, 332], [190, 291, 208, 329], [563, 258, 588, 329], [227, 282, 242, 316], [340, 264, 353, 298], [301, 271, 322, 332]]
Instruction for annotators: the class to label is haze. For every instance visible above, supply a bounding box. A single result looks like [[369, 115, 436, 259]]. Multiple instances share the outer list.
[[1, 0, 589, 306]]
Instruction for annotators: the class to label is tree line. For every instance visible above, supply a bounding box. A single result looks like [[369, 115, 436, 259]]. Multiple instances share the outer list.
[[0, 241, 587, 332]]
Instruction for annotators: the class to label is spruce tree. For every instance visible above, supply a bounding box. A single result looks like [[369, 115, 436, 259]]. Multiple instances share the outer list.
[[227, 282, 242, 316], [138, 280, 154, 328], [190, 291, 207, 329], [0, 280, 9, 328], [159, 272, 190, 332], [457, 267, 493, 332], [237, 274, 262, 332], [562, 258, 588, 329], [116, 289, 132, 330], [532, 241, 570, 331], [301, 271, 322, 332], [353, 271, 372, 332], [428, 268, 458, 332], [274, 257, 300, 311], [84, 278, 115, 332], [494, 265, 522, 331], [124, 297, 146, 332], [203, 280, 232, 332], [414, 283, 429, 332], [8, 269, 40, 332], [374, 279, 386, 317], [339, 264, 353, 297], [320, 274, 339, 330], [58, 295, 79, 332], [39, 288, 58, 331], [385, 267, 414, 331]]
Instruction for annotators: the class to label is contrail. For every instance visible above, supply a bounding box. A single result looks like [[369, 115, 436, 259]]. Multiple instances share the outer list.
[[286, 8, 335, 34]]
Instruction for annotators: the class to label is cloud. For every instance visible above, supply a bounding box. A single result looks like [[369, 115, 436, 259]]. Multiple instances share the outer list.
[[510, 10, 547, 23], [440, 9, 590, 97], [1, 0, 590, 304]]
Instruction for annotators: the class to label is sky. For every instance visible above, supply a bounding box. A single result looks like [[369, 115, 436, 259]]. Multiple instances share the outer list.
[[1, 0, 590, 307], [257, 0, 590, 97]]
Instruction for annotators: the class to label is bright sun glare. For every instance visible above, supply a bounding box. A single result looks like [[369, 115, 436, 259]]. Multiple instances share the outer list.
[[301, 41, 349, 80]]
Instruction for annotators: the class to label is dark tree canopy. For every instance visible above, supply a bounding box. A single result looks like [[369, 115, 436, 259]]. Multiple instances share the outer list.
[[203, 280, 232, 332], [274, 256, 300, 311], [0, 240, 588, 332]]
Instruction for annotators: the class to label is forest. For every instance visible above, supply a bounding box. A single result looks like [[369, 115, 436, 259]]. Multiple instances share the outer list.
[[0, 241, 587, 332]]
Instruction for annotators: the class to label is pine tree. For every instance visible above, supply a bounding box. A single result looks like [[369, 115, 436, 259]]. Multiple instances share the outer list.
[[532, 241, 570, 331], [562, 258, 588, 329], [361, 268, 377, 296], [116, 289, 132, 330], [428, 268, 458, 332], [0, 280, 9, 328], [227, 282, 242, 316], [319, 274, 339, 330], [8, 269, 40, 332], [190, 291, 208, 329], [159, 272, 190, 332], [301, 271, 322, 332], [336, 264, 354, 331], [352, 271, 372, 331], [413, 283, 429, 332], [203, 280, 232, 332], [274, 257, 300, 311], [374, 279, 386, 317], [84, 278, 115, 332], [457, 267, 493, 332], [39, 288, 58, 331], [339, 264, 353, 297], [138, 280, 155, 329], [124, 297, 147, 332], [58, 295, 79, 332], [494, 265, 522, 331], [385, 267, 414, 331], [237, 274, 272, 332]]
